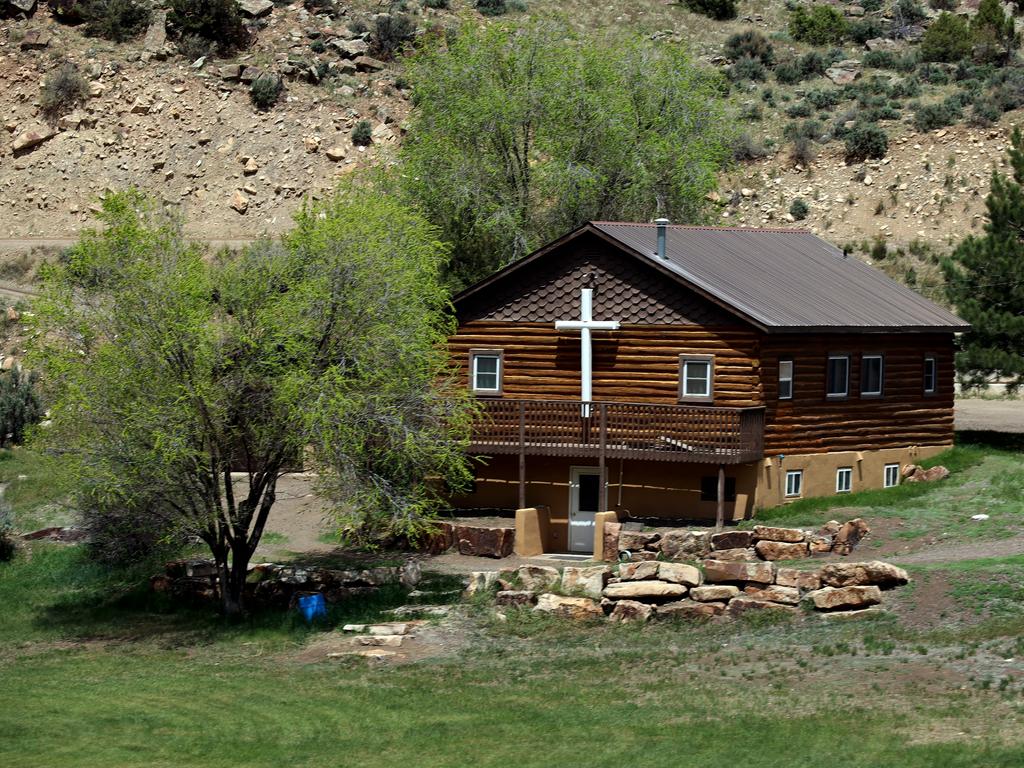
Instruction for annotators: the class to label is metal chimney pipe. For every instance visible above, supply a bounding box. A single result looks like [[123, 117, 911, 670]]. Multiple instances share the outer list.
[[654, 218, 670, 259]]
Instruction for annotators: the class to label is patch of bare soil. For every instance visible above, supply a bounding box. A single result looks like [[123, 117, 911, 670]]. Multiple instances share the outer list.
[[887, 534, 1024, 566], [888, 569, 955, 631]]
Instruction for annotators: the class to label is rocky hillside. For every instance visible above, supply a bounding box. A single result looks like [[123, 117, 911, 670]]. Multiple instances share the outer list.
[[1, 0, 1021, 276]]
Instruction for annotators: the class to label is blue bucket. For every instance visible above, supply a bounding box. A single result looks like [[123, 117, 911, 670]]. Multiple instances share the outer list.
[[297, 593, 327, 624]]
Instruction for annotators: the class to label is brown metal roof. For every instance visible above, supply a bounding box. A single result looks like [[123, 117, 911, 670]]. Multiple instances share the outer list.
[[455, 222, 968, 333]]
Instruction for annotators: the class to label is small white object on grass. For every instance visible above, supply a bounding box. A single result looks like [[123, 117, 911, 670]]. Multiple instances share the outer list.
[[971, 514, 990, 521]]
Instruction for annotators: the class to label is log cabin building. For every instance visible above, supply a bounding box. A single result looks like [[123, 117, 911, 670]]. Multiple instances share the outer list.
[[446, 220, 968, 554]]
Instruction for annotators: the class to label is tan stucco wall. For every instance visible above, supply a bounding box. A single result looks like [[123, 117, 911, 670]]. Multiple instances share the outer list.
[[753, 444, 951, 509]]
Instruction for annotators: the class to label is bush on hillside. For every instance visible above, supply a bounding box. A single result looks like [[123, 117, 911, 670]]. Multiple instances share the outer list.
[[929, 0, 958, 8], [972, 0, 1017, 64], [789, 5, 848, 45], [250, 74, 283, 109], [790, 135, 816, 166], [168, 0, 250, 55], [423, 0, 450, 7], [80, 0, 151, 42], [890, 76, 921, 98], [844, 123, 888, 161], [40, 62, 89, 123], [733, 131, 769, 160], [352, 119, 373, 146], [864, 50, 897, 69], [0, 504, 14, 563], [725, 30, 775, 66], [475, 0, 508, 15], [920, 12, 973, 62], [684, 0, 737, 20], [774, 60, 803, 84], [729, 55, 767, 82], [969, 95, 1001, 125], [790, 198, 810, 220], [799, 50, 829, 77], [739, 102, 763, 121], [786, 100, 813, 117], [848, 18, 883, 45], [370, 13, 416, 59], [913, 101, 959, 131], [0, 368, 43, 449], [806, 88, 842, 109]]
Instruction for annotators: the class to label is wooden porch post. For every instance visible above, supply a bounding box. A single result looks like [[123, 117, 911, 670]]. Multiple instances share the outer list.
[[598, 403, 608, 513], [518, 400, 526, 510], [716, 464, 725, 532]]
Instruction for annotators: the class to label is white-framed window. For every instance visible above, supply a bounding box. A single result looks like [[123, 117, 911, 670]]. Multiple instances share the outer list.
[[924, 356, 937, 394], [679, 355, 714, 402], [884, 463, 900, 488], [861, 354, 884, 397], [826, 355, 849, 398], [470, 350, 502, 394], [785, 470, 803, 498], [836, 467, 852, 493], [778, 359, 794, 400]]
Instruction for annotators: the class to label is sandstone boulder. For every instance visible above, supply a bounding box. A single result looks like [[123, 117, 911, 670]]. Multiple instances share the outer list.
[[819, 561, 909, 589], [608, 599, 654, 623], [743, 584, 801, 605], [775, 567, 822, 590], [238, 0, 274, 17], [618, 561, 660, 581], [495, 590, 535, 607], [464, 571, 497, 597], [561, 565, 611, 599], [601, 521, 622, 561], [755, 540, 809, 561], [656, 562, 702, 587], [708, 547, 758, 562], [20, 28, 50, 49], [711, 530, 753, 550], [534, 593, 603, 620], [726, 597, 798, 616], [618, 530, 660, 551], [454, 524, 514, 558], [656, 599, 724, 619], [703, 559, 774, 585], [603, 581, 688, 601], [354, 55, 387, 72], [753, 525, 805, 543], [516, 565, 560, 592], [230, 190, 249, 214], [690, 584, 740, 602], [325, 146, 346, 162], [807, 535, 834, 554], [832, 518, 870, 556], [12, 126, 55, 154], [805, 585, 882, 611], [659, 529, 710, 559]]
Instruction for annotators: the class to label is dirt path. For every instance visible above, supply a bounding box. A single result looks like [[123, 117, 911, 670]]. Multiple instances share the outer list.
[[884, 532, 1024, 565], [955, 398, 1024, 433], [0, 238, 254, 251]]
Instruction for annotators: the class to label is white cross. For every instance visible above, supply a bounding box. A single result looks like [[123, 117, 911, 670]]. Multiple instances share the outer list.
[[555, 287, 620, 410]]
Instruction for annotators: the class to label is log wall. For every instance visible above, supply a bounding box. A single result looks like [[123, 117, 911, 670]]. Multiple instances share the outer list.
[[449, 321, 763, 407], [759, 333, 956, 455]]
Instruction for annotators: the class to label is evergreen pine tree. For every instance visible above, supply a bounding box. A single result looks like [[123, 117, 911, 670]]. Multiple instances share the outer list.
[[942, 127, 1024, 392], [0, 367, 43, 447], [972, 0, 1018, 63]]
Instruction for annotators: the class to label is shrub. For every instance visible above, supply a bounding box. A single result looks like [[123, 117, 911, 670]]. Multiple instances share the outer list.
[[789, 5, 848, 45], [0, 503, 13, 563], [920, 12, 972, 62], [894, 0, 927, 23], [168, 0, 250, 55], [864, 50, 897, 69], [791, 135, 816, 166], [729, 55, 767, 82], [806, 88, 842, 109], [40, 62, 89, 123], [786, 100, 813, 117], [799, 50, 828, 77], [929, 0, 958, 8], [790, 198, 810, 220], [684, 0, 737, 20], [250, 74, 282, 109], [739, 102, 763, 121], [894, 51, 920, 73], [890, 76, 921, 99], [848, 18, 883, 45], [725, 30, 774, 66], [81, 0, 151, 42], [992, 69, 1024, 111], [475, 0, 508, 15], [969, 95, 1001, 126], [844, 123, 888, 160], [370, 13, 416, 60], [310, 39, 326, 53], [784, 118, 825, 142], [919, 63, 951, 85], [913, 101, 958, 131], [733, 131, 769, 160], [352, 119, 373, 146], [775, 60, 803, 84], [972, 0, 1017, 64], [424, 0, 450, 6]]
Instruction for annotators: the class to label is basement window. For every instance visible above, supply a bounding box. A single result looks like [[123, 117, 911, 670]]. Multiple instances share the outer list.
[[836, 467, 852, 494], [778, 358, 793, 400], [861, 354, 884, 397], [700, 476, 737, 502], [470, 350, 503, 394], [826, 355, 849, 398], [785, 470, 803, 498], [924, 356, 937, 394], [679, 355, 714, 403], [884, 463, 900, 488]]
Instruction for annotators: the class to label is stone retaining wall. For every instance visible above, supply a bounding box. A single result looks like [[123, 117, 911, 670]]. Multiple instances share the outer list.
[[469, 558, 908, 622]]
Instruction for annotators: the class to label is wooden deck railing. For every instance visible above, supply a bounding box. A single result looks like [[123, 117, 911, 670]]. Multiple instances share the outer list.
[[468, 399, 765, 464]]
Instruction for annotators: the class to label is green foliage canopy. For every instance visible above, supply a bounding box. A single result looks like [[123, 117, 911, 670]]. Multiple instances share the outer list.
[[399, 20, 732, 289], [943, 128, 1024, 392], [30, 188, 473, 613], [920, 12, 973, 63]]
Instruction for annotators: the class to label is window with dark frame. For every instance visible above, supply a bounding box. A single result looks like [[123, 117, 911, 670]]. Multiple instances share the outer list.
[[785, 470, 803, 498], [924, 356, 937, 394], [470, 350, 502, 394], [826, 355, 849, 398], [679, 355, 714, 402], [700, 476, 737, 502], [778, 358, 794, 400], [861, 354, 884, 397]]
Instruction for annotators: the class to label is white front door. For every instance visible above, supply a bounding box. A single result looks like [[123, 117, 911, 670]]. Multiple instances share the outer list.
[[568, 467, 602, 554]]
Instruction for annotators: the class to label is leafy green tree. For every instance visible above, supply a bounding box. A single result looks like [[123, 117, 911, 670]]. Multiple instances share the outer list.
[[972, 0, 1018, 64], [0, 367, 43, 448], [399, 20, 731, 288], [788, 5, 848, 45], [942, 128, 1024, 392], [30, 189, 473, 615], [920, 12, 973, 62]]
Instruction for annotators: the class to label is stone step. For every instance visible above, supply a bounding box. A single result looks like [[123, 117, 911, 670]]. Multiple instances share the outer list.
[[384, 604, 452, 618], [358, 635, 404, 647]]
